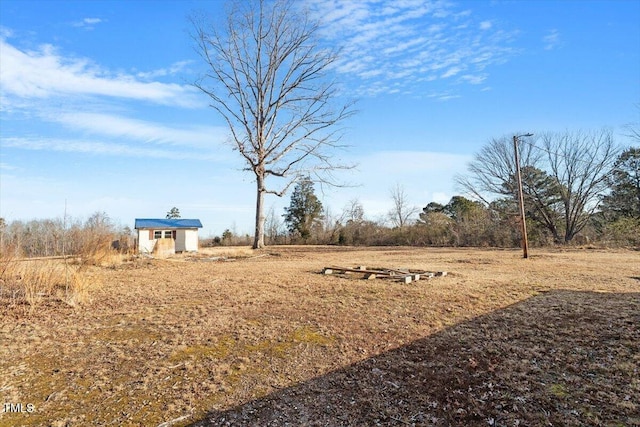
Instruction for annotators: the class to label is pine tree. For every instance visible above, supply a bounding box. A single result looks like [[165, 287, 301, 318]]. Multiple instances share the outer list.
[[283, 177, 323, 241], [601, 147, 640, 220], [166, 207, 181, 219]]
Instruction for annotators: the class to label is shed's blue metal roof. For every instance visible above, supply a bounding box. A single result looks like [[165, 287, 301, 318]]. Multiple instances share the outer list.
[[134, 219, 203, 229]]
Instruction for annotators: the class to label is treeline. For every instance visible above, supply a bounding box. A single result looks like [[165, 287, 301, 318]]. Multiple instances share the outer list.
[[0, 212, 132, 258], [224, 193, 637, 248], [212, 139, 638, 249]]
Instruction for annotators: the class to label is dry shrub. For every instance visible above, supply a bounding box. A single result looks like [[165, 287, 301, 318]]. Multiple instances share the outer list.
[[63, 269, 97, 306], [1, 258, 64, 305], [76, 232, 115, 264], [65, 230, 130, 267], [0, 251, 100, 308], [100, 250, 128, 268], [75, 244, 124, 268], [21, 261, 65, 306]]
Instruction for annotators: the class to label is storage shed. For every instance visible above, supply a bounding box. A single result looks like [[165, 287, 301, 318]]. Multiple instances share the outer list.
[[134, 218, 203, 255]]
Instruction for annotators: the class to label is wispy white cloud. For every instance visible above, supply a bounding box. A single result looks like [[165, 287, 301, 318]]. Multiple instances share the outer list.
[[460, 74, 487, 84], [479, 20, 492, 30], [441, 66, 462, 78], [136, 60, 194, 80], [72, 17, 104, 29], [47, 112, 227, 149], [0, 26, 13, 38], [428, 91, 461, 101], [0, 38, 202, 107], [305, 0, 517, 97], [2, 136, 218, 160], [543, 29, 561, 50], [0, 33, 230, 165]]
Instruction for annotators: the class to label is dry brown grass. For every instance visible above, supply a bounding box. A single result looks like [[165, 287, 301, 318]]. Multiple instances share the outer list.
[[198, 246, 260, 259], [0, 246, 638, 427], [0, 241, 117, 308], [1, 258, 61, 304], [0, 258, 100, 308]]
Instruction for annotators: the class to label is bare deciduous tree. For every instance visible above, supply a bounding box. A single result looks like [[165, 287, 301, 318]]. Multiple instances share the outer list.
[[623, 103, 640, 144], [456, 135, 543, 205], [264, 206, 285, 245], [457, 129, 619, 243], [541, 129, 618, 242], [191, 0, 354, 249], [339, 198, 365, 225], [388, 183, 418, 228]]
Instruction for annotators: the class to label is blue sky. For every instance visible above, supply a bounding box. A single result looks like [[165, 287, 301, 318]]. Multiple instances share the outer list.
[[1, 0, 639, 237]]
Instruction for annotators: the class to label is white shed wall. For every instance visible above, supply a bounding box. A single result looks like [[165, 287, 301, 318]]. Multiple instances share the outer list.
[[137, 229, 155, 253], [183, 229, 199, 252], [137, 228, 199, 253]]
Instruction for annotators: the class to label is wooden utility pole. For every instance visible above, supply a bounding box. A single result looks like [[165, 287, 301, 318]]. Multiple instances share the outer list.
[[513, 134, 532, 259]]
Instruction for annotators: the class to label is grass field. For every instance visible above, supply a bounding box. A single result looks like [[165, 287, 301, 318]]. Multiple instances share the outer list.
[[1, 246, 638, 426]]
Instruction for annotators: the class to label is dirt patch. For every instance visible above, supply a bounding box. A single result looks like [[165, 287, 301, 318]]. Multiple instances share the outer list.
[[1, 247, 638, 426]]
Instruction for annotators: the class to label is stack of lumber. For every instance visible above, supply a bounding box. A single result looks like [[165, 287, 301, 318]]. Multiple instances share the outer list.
[[322, 265, 447, 283]]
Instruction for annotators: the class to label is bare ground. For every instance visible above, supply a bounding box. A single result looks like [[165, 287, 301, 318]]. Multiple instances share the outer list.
[[1, 246, 638, 427]]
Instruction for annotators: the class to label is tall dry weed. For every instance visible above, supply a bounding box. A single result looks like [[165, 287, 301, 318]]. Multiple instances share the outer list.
[[22, 261, 64, 305], [62, 269, 98, 306], [96, 247, 128, 268], [0, 254, 21, 302], [1, 249, 104, 308], [0, 257, 63, 306], [0, 217, 126, 310]]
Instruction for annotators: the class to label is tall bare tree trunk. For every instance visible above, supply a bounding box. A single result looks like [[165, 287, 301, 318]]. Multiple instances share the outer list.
[[254, 175, 266, 249]]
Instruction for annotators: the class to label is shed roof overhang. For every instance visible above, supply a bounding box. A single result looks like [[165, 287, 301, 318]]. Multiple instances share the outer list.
[[134, 219, 203, 229]]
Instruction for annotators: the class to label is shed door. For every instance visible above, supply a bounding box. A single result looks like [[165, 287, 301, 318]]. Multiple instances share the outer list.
[[175, 229, 187, 252]]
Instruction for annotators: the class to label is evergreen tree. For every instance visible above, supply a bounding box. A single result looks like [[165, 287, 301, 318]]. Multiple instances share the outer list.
[[601, 147, 640, 220], [443, 196, 484, 221], [502, 166, 564, 242], [166, 207, 181, 219], [283, 177, 324, 240], [221, 229, 233, 245]]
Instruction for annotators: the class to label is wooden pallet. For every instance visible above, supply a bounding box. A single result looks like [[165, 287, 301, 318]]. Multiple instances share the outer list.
[[322, 265, 447, 283]]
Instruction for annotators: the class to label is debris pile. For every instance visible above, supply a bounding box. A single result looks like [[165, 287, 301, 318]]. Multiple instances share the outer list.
[[322, 265, 447, 283]]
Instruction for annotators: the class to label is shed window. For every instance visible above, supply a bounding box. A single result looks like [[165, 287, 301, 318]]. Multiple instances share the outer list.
[[164, 230, 173, 238], [154, 230, 162, 239]]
